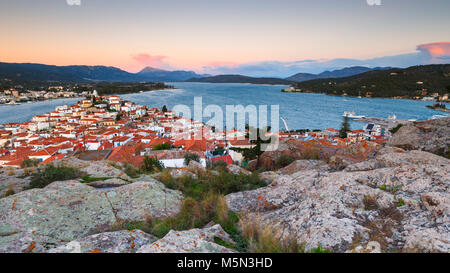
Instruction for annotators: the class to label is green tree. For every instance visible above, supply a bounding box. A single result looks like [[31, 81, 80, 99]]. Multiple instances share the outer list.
[[339, 116, 351, 139], [162, 105, 168, 112], [142, 156, 164, 173]]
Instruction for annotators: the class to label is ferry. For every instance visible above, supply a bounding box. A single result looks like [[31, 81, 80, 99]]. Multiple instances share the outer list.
[[343, 112, 365, 119]]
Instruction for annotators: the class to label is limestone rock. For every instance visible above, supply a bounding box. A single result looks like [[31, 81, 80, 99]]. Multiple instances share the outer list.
[[187, 160, 205, 173], [137, 224, 236, 253], [278, 160, 329, 175], [106, 180, 183, 222], [226, 150, 450, 253], [0, 178, 183, 252], [387, 117, 450, 157], [48, 230, 158, 253], [227, 164, 251, 175], [86, 178, 129, 189]]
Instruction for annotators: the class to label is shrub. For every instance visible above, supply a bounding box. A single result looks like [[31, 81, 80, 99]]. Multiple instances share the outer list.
[[152, 143, 172, 151], [21, 158, 39, 168], [389, 124, 403, 134], [124, 164, 140, 178], [142, 156, 164, 173], [183, 152, 200, 166], [158, 170, 266, 201], [212, 160, 228, 171], [3, 185, 15, 198], [363, 194, 379, 211], [26, 164, 82, 189], [275, 155, 294, 169]]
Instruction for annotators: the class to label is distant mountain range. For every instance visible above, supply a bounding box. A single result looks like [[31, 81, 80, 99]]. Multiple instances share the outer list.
[[186, 75, 292, 85], [0, 62, 208, 82], [187, 66, 393, 84], [0, 62, 407, 86]]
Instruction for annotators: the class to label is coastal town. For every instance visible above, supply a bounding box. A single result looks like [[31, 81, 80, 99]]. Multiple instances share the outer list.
[[0, 92, 393, 169], [0, 87, 82, 105]]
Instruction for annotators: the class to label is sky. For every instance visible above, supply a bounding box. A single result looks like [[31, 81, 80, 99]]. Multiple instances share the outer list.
[[0, 0, 449, 77]]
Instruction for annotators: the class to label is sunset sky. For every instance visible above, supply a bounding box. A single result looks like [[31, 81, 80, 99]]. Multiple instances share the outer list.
[[0, 0, 449, 77]]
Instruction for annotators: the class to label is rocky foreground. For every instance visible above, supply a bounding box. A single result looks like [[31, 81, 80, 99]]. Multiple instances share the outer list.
[[0, 118, 449, 253]]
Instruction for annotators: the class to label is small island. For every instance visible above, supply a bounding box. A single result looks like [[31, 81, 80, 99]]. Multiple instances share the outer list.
[[426, 103, 449, 113]]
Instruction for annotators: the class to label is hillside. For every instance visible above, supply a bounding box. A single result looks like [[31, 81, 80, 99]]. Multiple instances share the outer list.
[[286, 66, 392, 82], [137, 66, 209, 81], [187, 74, 292, 85], [0, 62, 206, 82], [291, 64, 450, 98]]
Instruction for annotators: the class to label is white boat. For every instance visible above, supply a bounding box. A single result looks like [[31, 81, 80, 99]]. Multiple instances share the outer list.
[[388, 114, 397, 120], [343, 111, 365, 119]]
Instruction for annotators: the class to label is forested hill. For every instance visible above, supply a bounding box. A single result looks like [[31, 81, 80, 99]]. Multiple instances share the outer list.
[[291, 64, 450, 98]]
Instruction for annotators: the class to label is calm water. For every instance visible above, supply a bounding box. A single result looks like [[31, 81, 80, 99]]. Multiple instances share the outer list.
[[0, 82, 447, 130], [121, 82, 448, 130]]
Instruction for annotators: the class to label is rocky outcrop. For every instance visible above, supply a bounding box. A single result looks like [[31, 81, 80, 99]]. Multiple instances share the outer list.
[[48, 230, 158, 253], [86, 178, 129, 189], [106, 181, 183, 222], [226, 150, 450, 253], [255, 139, 381, 171], [0, 172, 30, 197], [137, 224, 236, 253], [54, 157, 132, 180], [227, 164, 251, 175], [0, 178, 183, 253], [278, 160, 329, 175], [387, 117, 450, 157]]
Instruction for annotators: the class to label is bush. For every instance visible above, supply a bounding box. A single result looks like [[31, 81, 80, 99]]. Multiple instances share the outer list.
[[27, 164, 82, 189], [158, 170, 266, 201], [3, 185, 15, 198], [152, 143, 172, 151], [21, 158, 39, 168], [124, 164, 140, 178], [142, 156, 164, 173], [275, 155, 294, 169], [211, 160, 228, 171], [183, 152, 200, 166], [390, 124, 404, 134]]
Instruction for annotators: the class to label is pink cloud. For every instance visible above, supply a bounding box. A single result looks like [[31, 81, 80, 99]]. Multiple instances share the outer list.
[[417, 42, 450, 63], [132, 53, 170, 69]]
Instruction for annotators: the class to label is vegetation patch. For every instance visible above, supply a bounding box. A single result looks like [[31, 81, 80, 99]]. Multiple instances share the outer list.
[[25, 164, 83, 189], [80, 176, 112, 183]]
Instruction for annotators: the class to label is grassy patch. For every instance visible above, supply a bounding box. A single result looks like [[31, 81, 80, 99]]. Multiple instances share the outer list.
[[157, 170, 266, 201], [80, 176, 112, 183], [25, 164, 83, 189], [214, 237, 237, 249]]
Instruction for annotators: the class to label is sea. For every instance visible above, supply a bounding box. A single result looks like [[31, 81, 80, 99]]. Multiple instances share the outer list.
[[0, 82, 448, 130]]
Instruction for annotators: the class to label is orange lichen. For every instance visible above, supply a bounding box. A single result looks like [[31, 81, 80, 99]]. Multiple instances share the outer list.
[[88, 248, 102, 253], [12, 199, 17, 210], [23, 241, 36, 253], [257, 195, 262, 200]]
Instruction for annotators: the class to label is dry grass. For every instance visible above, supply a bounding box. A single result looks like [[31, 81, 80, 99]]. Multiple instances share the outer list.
[[239, 213, 305, 253]]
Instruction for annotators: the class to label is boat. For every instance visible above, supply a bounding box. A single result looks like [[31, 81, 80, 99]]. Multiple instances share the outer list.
[[343, 112, 365, 119], [388, 114, 397, 120]]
